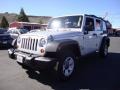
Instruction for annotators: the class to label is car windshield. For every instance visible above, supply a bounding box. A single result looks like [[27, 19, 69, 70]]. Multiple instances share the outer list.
[[7, 30, 13, 33], [7, 29, 28, 34], [48, 16, 83, 29], [19, 29, 29, 34], [29, 29, 40, 33]]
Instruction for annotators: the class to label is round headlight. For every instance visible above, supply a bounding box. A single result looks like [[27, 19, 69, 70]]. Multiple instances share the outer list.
[[39, 38, 47, 47]]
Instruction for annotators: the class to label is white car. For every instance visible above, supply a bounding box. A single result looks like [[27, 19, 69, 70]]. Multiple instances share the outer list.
[[7, 29, 28, 39], [8, 14, 110, 81]]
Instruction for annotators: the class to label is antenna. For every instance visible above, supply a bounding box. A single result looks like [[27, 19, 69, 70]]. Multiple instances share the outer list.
[[103, 12, 108, 19]]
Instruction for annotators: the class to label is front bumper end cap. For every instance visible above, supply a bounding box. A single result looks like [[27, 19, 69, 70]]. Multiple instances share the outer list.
[[8, 48, 16, 59]]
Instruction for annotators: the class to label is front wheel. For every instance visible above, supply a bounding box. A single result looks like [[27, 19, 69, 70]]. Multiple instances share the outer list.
[[56, 50, 77, 81]]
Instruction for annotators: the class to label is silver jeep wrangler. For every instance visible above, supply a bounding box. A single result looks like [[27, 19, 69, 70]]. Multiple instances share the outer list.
[[8, 14, 110, 80]]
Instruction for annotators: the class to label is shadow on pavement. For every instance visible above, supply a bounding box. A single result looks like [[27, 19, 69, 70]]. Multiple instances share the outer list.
[[25, 52, 120, 90], [0, 46, 11, 50]]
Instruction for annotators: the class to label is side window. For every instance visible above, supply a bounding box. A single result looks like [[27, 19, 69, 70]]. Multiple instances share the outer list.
[[95, 19, 102, 31], [85, 17, 94, 31], [103, 21, 107, 31]]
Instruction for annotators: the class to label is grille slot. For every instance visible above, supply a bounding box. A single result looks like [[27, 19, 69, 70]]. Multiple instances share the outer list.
[[21, 38, 38, 51]]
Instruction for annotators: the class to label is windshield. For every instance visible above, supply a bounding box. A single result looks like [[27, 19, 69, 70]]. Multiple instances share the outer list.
[[29, 29, 41, 33], [7, 30, 12, 33], [7, 29, 28, 34], [48, 16, 83, 29], [20, 29, 29, 34]]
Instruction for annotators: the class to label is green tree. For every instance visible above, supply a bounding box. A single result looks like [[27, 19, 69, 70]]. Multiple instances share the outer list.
[[0, 16, 9, 28], [39, 19, 44, 24], [17, 8, 29, 22]]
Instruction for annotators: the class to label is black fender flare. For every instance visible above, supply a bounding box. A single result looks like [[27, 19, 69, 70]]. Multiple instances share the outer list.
[[45, 39, 81, 57], [100, 36, 110, 49]]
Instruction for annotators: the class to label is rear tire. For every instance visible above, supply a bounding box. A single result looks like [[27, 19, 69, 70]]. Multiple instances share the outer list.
[[99, 41, 108, 58]]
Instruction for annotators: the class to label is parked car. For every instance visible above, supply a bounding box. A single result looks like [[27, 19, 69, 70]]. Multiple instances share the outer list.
[[115, 30, 120, 36], [8, 14, 110, 81], [0, 28, 13, 48], [7, 29, 29, 39], [28, 29, 42, 33]]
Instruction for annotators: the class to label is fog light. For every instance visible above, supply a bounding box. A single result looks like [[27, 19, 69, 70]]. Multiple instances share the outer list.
[[40, 49, 45, 53]]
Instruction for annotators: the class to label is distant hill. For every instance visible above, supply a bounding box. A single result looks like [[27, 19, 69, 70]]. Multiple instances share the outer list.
[[0, 12, 52, 24]]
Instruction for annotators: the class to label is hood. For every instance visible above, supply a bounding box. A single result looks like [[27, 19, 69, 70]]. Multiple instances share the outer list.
[[20, 29, 82, 39]]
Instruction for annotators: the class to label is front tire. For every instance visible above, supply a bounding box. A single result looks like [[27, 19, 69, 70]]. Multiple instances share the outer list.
[[56, 50, 77, 81]]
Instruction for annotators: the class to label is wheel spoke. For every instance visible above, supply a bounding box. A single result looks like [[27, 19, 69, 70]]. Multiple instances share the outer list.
[[69, 65, 74, 71], [64, 69, 69, 76]]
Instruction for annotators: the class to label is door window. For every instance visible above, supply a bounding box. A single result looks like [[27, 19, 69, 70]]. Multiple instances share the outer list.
[[85, 17, 94, 31], [95, 19, 102, 31]]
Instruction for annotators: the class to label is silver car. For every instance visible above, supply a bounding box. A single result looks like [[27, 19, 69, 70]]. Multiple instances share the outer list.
[[7, 29, 29, 39]]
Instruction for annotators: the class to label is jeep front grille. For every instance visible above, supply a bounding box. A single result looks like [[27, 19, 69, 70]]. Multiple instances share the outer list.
[[21, 38, 38, 51]]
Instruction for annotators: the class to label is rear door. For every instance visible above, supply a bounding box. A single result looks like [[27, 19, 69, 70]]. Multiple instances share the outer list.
[[94, 18, 104, 50], [95, 19, 108, 50]]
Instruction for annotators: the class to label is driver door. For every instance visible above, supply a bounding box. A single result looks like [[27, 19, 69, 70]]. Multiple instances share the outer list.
[[83, 17, 98, 54]]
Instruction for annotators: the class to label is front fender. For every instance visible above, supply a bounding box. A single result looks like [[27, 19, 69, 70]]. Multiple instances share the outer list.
[[45, 39, 79, 52]]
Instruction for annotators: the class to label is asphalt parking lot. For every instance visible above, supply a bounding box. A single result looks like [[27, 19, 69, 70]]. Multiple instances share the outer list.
[[0, 37, 120, 90]]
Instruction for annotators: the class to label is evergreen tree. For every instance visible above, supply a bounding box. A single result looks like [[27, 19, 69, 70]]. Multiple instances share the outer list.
[[39, 19, 44, 24], [0, 16, 9, 28], [17, 8, 29, 22]]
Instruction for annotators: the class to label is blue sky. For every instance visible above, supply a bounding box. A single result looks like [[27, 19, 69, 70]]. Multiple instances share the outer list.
[[0, 0, 120, 28]]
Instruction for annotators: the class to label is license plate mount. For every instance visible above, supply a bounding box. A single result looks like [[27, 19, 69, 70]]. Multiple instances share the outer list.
[[17, 55, 23, 63]]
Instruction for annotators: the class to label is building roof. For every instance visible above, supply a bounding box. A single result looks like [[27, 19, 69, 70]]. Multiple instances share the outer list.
[[10, 21, 41, 25]]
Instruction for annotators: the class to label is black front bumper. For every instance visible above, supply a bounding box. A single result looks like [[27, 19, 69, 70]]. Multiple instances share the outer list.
[[8, 49, 57, 70]]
